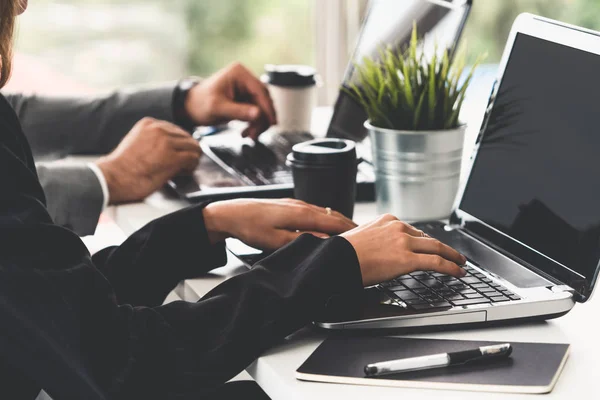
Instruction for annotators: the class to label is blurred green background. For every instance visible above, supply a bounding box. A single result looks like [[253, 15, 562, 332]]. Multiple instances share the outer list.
[[10, 0, 600, 93]]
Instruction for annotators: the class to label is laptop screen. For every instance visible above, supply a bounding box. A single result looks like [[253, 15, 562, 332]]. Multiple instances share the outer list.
[[458, 33, 600, 292], [327, 0, 471, 141]]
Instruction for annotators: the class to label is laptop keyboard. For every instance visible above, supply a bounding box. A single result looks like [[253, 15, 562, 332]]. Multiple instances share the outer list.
[[208, 131, 314, 185], [379, 264, 521, 312]]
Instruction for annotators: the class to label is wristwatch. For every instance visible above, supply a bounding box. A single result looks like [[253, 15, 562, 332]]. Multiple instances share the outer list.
[[172, 77, 201, 133]]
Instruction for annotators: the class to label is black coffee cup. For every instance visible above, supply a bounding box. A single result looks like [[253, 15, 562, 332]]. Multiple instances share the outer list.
[[286, 138, 360, 219]]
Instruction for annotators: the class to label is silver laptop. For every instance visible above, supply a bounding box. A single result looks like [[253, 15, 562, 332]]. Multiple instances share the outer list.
[[313, 14, 600, 330]]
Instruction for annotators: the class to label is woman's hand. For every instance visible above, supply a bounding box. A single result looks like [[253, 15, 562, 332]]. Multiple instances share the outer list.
[[341, 214, 467, 286], [203, 198, 357, 250]]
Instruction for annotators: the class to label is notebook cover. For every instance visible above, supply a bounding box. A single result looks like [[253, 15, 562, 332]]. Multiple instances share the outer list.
[[296, 337, 570, 394]]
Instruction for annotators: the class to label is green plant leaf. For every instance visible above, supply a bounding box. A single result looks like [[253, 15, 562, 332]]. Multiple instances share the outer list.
[[413, 89, 426, 130], [344, 22, 482, 131]]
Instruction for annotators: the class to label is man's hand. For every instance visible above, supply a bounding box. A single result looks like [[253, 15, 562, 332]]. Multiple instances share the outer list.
[[96, 117, 202, 204], [185, 62, 277, 140], [341, 214, 467, 286], [203, 198, 357, 250]]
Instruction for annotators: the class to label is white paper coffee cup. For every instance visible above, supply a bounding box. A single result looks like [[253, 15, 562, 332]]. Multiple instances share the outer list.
[[262, 64, 318, 133]]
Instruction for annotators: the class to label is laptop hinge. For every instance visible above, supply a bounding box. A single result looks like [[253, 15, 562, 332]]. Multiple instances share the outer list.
[[453, 225, 587, 302]]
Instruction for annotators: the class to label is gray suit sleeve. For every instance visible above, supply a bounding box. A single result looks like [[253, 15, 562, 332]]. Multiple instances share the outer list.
[[4, 84, 177, 236], [36, 162, 104, 236], [4, 84, 177, 160]]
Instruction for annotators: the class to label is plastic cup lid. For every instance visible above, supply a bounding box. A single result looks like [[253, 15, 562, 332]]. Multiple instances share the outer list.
[[263, 64, 317, 87], [287, 138, 357, 166]]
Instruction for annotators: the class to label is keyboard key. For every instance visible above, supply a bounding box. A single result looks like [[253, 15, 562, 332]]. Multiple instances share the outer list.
[[422, 296, 443, 303], [471, 283, 489, 289], [489, 295, 510, 302], [419, 278, 443, 288], [464, 293, 485, 299], [446, 294, 465, 301], [384, 285, 407, 291], [508, 295, 522, 300], [479, 287, 499, 293], [394, 291, 420, 300], [456, 288, 477, 295], [482, 290, 502, 297], [402, 280, 425, 290], [404, 298, 428, 305], [446, 280, 466, 287], [459, 277, 480, 284], [451, 298, 491, 307], [438, 275, 458, 282], [430, 301, 452, 308], [398, 275, 414, 280], [410, 271, 428, 277]]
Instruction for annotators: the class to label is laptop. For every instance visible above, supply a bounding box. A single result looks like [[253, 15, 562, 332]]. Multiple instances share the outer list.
[[169, 0, 473, 203], [237, 14, 600, 331]]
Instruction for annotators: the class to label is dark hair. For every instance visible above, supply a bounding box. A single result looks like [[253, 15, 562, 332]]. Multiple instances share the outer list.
[[0, 0, 18, 88]]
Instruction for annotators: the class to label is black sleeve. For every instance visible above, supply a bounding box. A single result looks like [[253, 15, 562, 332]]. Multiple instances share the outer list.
[[91, 203, 227, 307], [0, 93, 364, 400]]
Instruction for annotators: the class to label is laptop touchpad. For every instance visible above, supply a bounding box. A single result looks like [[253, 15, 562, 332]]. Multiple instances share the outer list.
[[419, 223, 552, 288]]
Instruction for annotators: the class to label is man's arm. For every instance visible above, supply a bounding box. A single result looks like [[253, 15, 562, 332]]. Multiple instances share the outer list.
[[4, 85, 176, 160], [4, 85, 202, 235], [36, 162, 105, 236]]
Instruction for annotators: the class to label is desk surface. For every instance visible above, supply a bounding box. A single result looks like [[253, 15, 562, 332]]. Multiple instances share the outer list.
[[106, 105, 599, 398], [107, 187, 600, 399], [177, 201, 599, 400]]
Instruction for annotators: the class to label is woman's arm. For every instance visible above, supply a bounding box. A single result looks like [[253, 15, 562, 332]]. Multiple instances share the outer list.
[[92, 203, 227, 307], [0, 93, 362, 399], [122, 234, 363, 399]]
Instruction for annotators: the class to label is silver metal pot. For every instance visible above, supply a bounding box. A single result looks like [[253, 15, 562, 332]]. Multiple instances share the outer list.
[[366, 121, 466, 221]]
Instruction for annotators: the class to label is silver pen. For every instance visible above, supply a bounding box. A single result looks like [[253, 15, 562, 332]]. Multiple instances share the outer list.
[[364, 343, 513, 377]]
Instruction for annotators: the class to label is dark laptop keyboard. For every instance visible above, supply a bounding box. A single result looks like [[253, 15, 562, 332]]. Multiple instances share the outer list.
[[208, 131, 314, 185], [379, 265, 521, 312]]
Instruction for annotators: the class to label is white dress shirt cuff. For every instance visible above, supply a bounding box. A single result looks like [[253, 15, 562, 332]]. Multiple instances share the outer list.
[[87, 163, 109, 210]]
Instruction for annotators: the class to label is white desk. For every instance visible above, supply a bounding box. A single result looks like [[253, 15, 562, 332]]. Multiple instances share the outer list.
[[106, 101, 599, 398], [106, 176, 600, 399], [177, 201, 600, 399]]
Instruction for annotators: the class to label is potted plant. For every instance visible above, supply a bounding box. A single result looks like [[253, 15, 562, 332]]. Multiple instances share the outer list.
[[344, 24, 483, 221]]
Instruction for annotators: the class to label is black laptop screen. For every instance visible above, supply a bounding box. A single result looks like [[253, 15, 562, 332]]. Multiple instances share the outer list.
[[459, 33, 600, 287]]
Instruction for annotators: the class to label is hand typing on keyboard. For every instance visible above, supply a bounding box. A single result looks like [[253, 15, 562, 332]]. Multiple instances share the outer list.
[[203, 198, 357, 250], [340, 214, 467, 287], [184, 62, 277, 140]]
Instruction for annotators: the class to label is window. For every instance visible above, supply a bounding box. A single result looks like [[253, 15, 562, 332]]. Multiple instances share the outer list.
[[462, 0, 600, 63], [9, 1, 600, 100], [8, 0, 315, 94]]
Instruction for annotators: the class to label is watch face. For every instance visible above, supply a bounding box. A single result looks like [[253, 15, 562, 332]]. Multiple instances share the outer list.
[[182, 78, 200, 90]]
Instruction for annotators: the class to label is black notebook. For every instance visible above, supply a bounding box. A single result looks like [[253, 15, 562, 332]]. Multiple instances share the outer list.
[[296, 337, 570, 394]]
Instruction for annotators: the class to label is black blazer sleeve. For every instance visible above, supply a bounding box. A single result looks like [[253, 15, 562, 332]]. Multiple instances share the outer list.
[[91, 203, 228, 307], [0, 93, 364, 400]]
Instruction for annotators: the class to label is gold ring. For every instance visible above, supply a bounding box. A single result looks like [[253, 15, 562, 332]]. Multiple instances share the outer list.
[[325, 207, 332, 216]]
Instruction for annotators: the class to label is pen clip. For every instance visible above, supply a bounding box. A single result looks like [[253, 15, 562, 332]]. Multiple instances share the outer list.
[[448, 343, 512, 365]]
